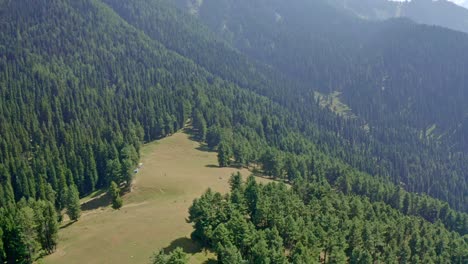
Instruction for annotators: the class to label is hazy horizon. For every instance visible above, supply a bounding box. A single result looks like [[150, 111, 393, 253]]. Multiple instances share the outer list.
[[391, 0, 468, 8]]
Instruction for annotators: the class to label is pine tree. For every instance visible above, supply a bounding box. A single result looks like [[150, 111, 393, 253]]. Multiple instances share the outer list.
[[36, 201, 58, 253], [250, 236, 270, 264], [150, 247, 188, 264], [229, 172, 244, 192], [106, 158, 122, 186], [217, 141, 232, 167], [399, 242, 412, 264], [291, 242, 315, 264], [16, 206, 39, 261], [0, 227, 5, 263], [66, 185, 81, 221], [120, 159, 133, 189], [218, 242, 245, 264], [110, 181, 123, 210]]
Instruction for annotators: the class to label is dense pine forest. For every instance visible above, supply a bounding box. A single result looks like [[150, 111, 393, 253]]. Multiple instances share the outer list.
[[188, 173, 467, 263], [0, 0, 467, 263], [174, 0, 468, 213]]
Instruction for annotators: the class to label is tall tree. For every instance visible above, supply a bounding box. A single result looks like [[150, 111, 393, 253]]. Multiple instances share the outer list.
[[150, 247, 188, 264], [110, 181, 123, 210], [0, 227, 5, 263], [36, 201, 58, 253], [66, 185, 81, 222], [217, 141, 232, 167]]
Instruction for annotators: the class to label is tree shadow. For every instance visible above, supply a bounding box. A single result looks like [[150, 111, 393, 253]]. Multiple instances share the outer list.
[[163, 237, 201, 254], [182, 127, 216, 153], [59, 220, 76, 229], [196, 145, 215, 153], [81, 191, 111, 211], [163, 237, 217, 263], [205, 164, 245, 169], [184, 127, 201, 142]]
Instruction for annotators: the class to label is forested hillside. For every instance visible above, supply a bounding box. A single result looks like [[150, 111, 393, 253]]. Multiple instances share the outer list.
[[0, 0, 467, 263], [174, 0, 468, 213], [189, 174, 468, 263]]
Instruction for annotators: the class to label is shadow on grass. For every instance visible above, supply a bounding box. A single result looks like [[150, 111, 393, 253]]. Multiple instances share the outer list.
[[183, 127, 216, 153], [183, 127, 202, 142], [196, 145, 216, 153], [81, 191, 111, 212], [205, 163, 245, 170], [163, 237, 217, 263], [59, 220, 76, 229], [163, 237, 201, 254]]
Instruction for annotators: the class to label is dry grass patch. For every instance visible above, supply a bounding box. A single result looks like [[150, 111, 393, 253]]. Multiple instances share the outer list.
[[43, 130, 269, 264]]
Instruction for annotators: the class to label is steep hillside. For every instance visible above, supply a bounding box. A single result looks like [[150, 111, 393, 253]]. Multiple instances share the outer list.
[[0, 0, 467, 262], [174, 0, 468, 213], [0, 0, 354, 261]]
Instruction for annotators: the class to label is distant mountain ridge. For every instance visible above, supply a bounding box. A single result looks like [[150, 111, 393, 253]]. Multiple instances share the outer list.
[[329, 0, 468, 33]]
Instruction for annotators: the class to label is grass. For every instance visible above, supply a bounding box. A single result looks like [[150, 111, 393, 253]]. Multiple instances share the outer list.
[[43, 129, 270, 264], [314, 91, 357, 119]]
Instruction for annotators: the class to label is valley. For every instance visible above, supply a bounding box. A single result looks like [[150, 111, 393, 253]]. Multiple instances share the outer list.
[[0, 0, 467, 262]]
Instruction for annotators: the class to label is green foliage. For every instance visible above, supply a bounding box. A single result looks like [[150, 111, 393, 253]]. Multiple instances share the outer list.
[[217, 141, 232, 167], [35, 201, 59, 254], [193, 110, 207, 142], [207, 126, 223, 150], [150, 247, 188, 264], [0, 199, 59, 263], [217, 242, 245, 264], [1, 0, 468, 262], [16, 204, 39, 260], [188, 174, 467, 263], [109, 181, 123, 210], [66, 185, 81, 222], [175, 0, 468, 214], [0, 227, 4, 262]]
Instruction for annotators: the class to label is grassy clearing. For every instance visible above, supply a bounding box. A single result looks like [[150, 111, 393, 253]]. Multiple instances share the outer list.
[[43, 130, 269, 264], [314, 91, 356, 119]]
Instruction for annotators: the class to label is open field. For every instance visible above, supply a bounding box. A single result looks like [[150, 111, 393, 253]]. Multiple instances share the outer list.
[[43, 130, 269, 264]]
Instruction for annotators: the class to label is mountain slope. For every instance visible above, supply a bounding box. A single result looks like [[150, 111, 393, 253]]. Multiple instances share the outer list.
[[174, 0, 468, 213], [0, 0, 467, 262], [329, 0, 468, 34], [0, 0, 357, 260]]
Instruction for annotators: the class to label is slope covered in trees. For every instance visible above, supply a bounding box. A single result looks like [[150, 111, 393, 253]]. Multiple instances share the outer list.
[[0, 0, 330, 260], [0, 0, 467, 262], [189, 174, 468, 263], [174, 0, 468, 213], [98, 1, 468, 232]]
